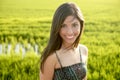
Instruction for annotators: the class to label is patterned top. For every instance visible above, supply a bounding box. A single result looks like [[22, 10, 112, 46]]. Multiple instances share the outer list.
[[53, 47, 87, 80]]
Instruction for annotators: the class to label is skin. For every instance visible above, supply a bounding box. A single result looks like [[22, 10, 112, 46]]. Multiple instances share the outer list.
[[40, 15, 88, 80], [60, 16, 80, 48]]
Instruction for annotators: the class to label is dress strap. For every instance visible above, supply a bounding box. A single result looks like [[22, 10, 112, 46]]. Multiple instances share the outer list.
[[55, 51, 63, 68], [79, 46, 83, 62], [55, 51, 67, 79]]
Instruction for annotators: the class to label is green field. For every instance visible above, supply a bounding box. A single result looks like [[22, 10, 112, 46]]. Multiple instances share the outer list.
[[0, 0, 120, 80]]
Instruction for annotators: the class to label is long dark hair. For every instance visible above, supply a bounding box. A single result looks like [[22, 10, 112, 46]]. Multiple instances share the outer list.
[[40, 2, 84, 72]]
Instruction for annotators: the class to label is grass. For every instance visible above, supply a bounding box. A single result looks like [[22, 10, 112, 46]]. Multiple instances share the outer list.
[[0, 0, 120, 79]]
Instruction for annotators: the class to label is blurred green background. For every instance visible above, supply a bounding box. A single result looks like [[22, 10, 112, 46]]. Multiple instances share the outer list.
[[0, 0, 120, 80]]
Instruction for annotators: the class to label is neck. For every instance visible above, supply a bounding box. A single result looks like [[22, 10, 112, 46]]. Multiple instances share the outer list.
[[60, 45, 78, 54], [61, 43, 74, 51]]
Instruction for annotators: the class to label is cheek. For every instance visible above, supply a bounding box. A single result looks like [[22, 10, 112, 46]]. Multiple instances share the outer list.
[[59, 29, 66, 36], [74, 28, 80, 36], [59, 27, 80, 36], [59, 30, 64, 38]]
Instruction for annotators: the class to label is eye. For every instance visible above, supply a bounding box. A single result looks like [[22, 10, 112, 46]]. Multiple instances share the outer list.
[[72, 23, 78, 27], [61, 24, 66, 28]]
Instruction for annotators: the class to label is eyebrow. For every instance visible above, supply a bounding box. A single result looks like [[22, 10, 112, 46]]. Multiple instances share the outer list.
[[61, 21, 79, 27], [63, 17, 79, 25]]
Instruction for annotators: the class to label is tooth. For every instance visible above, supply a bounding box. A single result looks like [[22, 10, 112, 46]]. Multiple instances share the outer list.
[[67, 36, 73, 38]]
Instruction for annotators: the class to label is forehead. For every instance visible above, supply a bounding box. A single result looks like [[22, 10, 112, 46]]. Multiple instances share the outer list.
[[63, 15, 79, 24]]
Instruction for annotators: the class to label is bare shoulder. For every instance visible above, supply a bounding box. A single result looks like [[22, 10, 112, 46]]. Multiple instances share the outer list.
[[45, 53, 57, 66], [78, 44, 88, 56], [41, 53, 57, 80], [43, 52, 57, 72]]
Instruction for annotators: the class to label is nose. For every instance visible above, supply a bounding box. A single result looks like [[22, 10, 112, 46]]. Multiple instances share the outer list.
[[67, 27, 73, 35]]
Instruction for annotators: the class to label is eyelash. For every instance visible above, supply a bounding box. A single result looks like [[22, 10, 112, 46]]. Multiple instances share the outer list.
[[61, 23, 79, 28], [61, 24, 66, 28], [73, 24, 78, 27]]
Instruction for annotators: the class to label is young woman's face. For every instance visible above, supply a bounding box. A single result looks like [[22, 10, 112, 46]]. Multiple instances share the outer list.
[[59, 15, 80, 47]]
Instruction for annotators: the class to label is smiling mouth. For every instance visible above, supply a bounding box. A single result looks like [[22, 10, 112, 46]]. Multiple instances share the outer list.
[[66, 36, 74, 39]]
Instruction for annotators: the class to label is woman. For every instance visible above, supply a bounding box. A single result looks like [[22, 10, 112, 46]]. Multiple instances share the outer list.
[[40, 2, 88, 80]]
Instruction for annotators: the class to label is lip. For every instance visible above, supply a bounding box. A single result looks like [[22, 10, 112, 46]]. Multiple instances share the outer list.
[[66, 36, 74, 39]]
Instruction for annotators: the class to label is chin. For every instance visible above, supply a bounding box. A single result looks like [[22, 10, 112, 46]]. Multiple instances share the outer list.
[[66, 40, 75, 44]]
